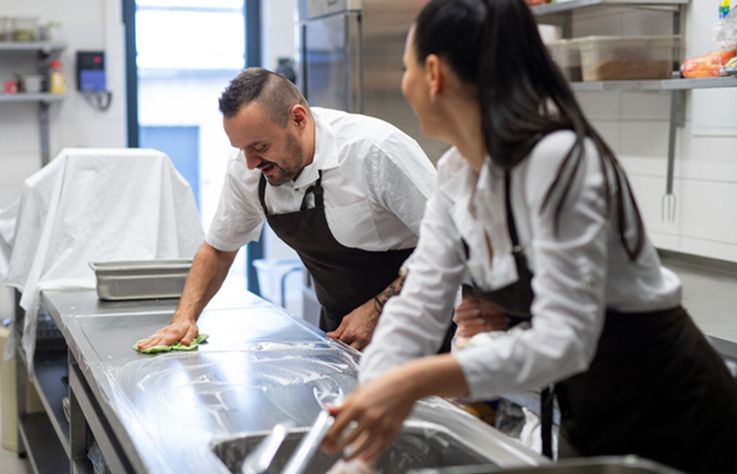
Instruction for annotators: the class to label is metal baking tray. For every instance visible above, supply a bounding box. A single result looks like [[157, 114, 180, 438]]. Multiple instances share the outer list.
[[89, 259, 192, 301]]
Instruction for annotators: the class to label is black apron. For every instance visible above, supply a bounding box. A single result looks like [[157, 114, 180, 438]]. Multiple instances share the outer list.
[[465, 172, 737, 474], [258, 171, 413, 332]]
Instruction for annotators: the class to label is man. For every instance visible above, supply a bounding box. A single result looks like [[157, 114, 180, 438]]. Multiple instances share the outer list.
[[137, 68, 436, 351]]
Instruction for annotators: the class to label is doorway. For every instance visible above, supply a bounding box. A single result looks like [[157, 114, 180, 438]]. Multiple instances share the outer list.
[[123, 0, 263, 294]]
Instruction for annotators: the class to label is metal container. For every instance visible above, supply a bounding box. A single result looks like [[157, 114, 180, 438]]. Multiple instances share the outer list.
[[212, 423, 494, 474], [89, 259, 192, 301], [414, 456, 685, 474]]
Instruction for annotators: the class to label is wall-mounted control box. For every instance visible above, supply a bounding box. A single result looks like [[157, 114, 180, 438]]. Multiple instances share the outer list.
[[76, 51, 106, 92]]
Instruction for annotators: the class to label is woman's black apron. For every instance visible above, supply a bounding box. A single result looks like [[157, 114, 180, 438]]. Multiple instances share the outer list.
[[464, 172, 737, 474], [258, 172, 413, 332]]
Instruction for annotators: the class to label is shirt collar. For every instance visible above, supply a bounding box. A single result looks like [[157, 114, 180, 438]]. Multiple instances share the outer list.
[[477, 155, 494, 192], [292, 108, 340, 190]]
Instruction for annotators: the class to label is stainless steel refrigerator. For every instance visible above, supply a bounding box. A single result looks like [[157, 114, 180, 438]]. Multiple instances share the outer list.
[[295, 0, 446, 325], [295, 0, 447, 160]]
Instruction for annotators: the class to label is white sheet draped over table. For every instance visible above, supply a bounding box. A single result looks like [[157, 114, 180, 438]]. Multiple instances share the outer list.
[[3, 148, 204, 367]]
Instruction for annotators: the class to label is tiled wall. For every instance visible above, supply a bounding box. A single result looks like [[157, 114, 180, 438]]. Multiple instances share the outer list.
[[572, 4, 737, 262]]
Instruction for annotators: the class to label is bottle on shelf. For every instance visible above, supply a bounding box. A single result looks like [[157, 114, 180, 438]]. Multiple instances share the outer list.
[[48, 59, 65, 94]]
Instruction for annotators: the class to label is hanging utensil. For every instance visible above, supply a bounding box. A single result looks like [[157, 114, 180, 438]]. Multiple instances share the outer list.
[[281, 409, 334, 474], [240, 420, 294, 474], [661, 89, 683, 222]]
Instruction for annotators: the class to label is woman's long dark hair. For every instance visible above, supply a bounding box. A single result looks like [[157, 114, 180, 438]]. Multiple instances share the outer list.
[[414, 0, 644, 260]]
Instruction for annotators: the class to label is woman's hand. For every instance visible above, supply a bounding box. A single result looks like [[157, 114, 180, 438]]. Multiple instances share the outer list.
[[321, 366, 417, 461], [453, 295, 508, 339], [321, 355, 469, 462]]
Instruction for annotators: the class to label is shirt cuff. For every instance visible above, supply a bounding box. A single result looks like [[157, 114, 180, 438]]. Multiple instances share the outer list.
[[453, 346, 501, 401], [205, 234, 244, 253]]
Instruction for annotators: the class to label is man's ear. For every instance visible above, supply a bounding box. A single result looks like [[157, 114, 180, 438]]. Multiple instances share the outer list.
[[425, 54, 443, 102], [290, 104, 309, 131]]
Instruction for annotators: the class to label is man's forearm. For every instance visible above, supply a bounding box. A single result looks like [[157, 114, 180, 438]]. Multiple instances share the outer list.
[[372, 270, 408, 314], [173, 242, 237, 322]]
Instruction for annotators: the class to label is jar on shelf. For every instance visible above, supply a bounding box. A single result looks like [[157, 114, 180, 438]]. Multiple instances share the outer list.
[[11, 17, 39, 42], [48, 60, 65, 94]]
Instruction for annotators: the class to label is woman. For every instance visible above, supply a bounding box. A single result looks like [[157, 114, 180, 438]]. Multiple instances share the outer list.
[[320, 0, 737, 472]]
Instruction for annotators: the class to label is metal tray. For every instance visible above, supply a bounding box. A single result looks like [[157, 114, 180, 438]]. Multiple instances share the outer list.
[[89, 259, 192, 301]]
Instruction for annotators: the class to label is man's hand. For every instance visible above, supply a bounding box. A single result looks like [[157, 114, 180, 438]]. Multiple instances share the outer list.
[[453, 295, 508, 340], [135, 318, 199, 350], [326, 299, 380, 351]]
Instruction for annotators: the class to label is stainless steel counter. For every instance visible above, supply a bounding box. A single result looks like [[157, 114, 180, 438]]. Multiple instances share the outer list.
[[659, 251, 737, 372], [41, 289, 545, 473]]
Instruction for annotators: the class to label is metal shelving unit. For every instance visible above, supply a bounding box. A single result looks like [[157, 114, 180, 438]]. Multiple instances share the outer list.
[[14, 301, 74, 474], [570, 76, 737, 91], [33, 353, 71, 453], [0, 41, 67, 166], [0, 41, 66, 53], [532, 0, 688, 18], [18, 412, 70, 474], [0, 92, 66, 103], [531, 0, 737, 223]]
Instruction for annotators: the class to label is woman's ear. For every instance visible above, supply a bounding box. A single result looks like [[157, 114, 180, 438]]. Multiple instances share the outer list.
[[425, 54, 443, 102]]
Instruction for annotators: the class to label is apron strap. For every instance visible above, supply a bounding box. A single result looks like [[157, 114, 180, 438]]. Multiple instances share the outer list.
[[258, 170, 324, 214], [540, 385, 555, 459], [504, 171, 522, 251], [300, 170, 324, 210]]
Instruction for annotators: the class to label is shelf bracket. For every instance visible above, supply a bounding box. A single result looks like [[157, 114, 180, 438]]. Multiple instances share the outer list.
[[38, 102, 51, 167]]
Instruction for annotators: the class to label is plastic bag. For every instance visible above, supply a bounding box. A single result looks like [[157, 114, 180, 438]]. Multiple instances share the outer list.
[[714, 5, 737, 49], [681, 49, 736, 78]]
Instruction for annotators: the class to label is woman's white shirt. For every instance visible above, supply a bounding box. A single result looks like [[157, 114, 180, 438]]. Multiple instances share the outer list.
[[360, 131, 682, 400]]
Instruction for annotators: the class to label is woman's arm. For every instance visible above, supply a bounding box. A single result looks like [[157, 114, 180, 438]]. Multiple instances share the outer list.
[[456, 132, 610, 399], [360, 179, 467, 380], [322, 353, 468, 461]]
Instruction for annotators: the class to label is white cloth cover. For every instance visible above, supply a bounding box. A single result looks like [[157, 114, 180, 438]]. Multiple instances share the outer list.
[[4, 148, 204, 367], [0, 201, 18, 283]]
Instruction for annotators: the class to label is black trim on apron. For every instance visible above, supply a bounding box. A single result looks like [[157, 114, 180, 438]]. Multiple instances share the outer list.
[[258, 171, 413, 332], [464, 171, 737, 473]]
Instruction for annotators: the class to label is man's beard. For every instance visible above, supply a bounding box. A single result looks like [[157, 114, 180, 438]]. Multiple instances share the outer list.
[[260, 134, 304, 186]]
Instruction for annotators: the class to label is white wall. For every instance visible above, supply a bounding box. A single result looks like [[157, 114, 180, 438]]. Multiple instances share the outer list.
[[0, 0, 126, 208], [571, 4, 737, 262], [261, 0, 296, 73], [0, 0, 127, 316]]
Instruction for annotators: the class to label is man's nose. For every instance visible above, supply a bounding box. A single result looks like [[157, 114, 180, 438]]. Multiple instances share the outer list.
[[243, 151, 261, 170]]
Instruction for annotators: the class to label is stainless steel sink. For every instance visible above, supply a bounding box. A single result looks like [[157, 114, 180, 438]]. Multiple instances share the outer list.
[[212, 423, 495, 473], [413, 456, 685, 474]]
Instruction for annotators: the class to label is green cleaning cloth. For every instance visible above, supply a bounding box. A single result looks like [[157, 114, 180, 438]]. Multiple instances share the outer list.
[[133, 334, 209, 354]]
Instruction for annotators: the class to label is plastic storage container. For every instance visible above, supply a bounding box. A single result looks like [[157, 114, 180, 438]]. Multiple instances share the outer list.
[[10, 16, 39, 42], [547, 39, 581, 81], [253, 258, 303, 309], [19, 74, 44, 93], [576, 35, 682, 81], [0, 17, 12, 41], [48, 59, 66, 94]]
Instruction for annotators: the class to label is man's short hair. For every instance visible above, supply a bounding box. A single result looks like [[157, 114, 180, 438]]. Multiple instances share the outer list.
[[218, 67, 309, 126]]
